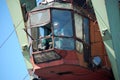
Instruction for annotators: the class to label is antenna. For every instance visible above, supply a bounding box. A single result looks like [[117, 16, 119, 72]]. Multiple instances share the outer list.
[[24, 28, 34, 40]]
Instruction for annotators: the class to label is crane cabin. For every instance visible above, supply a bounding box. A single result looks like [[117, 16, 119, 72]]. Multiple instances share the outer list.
[[25, 1, 114, 80]]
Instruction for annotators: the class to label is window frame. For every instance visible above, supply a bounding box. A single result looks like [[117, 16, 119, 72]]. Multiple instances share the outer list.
[[50, 8, 75, 50]]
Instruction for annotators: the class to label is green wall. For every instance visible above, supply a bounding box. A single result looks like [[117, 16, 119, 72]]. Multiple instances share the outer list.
[[91, 0, 120, 80]]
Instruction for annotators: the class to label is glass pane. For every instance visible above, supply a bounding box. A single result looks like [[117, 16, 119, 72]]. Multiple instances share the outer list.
[[54, 37, 74, 50], [51, 9, 73, 37], [76, 40, 83, 53], [31, 27, 40, 51], [83, 18, 90, 44], [39, 27, 44, 37], [29, 9, 50, 27], [74, 13, 83, 39], [33, 51, 61, 64], [31, 25, 52, 51]]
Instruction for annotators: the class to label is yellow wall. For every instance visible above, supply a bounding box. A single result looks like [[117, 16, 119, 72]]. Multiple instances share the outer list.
[[6, 0, 32, 69], [6, 0, 28, 48]]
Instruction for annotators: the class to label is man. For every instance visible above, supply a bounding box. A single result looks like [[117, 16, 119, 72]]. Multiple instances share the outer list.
[[38, 32, 52, 50], [38, 22, 64, 50], [53, 22, 64, 36]]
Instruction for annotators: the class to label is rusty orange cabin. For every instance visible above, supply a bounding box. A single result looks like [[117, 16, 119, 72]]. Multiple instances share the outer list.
[[26, 1, 114, 80]]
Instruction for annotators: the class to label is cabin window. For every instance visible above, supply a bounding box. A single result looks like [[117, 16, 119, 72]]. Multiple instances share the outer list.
[[29, 9, 50, 27], [76, 40, 83, 53], [83, 18, 90, 62], [74, 13, 90, 59], [83, 18, 90, 44], [51, 9, 73, 37], [54, 37, 74, 50], [31, 23, 52, 51], [74, 13, 83, 39], [51, 9, 74, 50]]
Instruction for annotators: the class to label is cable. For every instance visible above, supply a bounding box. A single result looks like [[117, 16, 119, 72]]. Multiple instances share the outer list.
[[0, 20, 23, 48], [0, 19, 30, 80], [22, 73, 29, 80]]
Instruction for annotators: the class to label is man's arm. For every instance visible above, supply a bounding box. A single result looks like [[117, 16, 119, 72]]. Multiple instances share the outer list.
[[39, 33, 52, 39]]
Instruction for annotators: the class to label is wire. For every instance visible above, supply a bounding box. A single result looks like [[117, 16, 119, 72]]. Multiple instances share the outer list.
[[0, 20, 23, 48], [0, 19, 30, 80], [22, 73, 29, 80]]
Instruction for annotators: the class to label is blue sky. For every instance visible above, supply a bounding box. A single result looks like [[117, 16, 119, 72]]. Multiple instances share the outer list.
[[0, 0, 29, 80]]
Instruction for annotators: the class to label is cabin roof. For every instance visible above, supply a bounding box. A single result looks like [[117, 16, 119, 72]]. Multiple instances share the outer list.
[[30, 2, 72, 12], [28, 2, 73, 28]]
